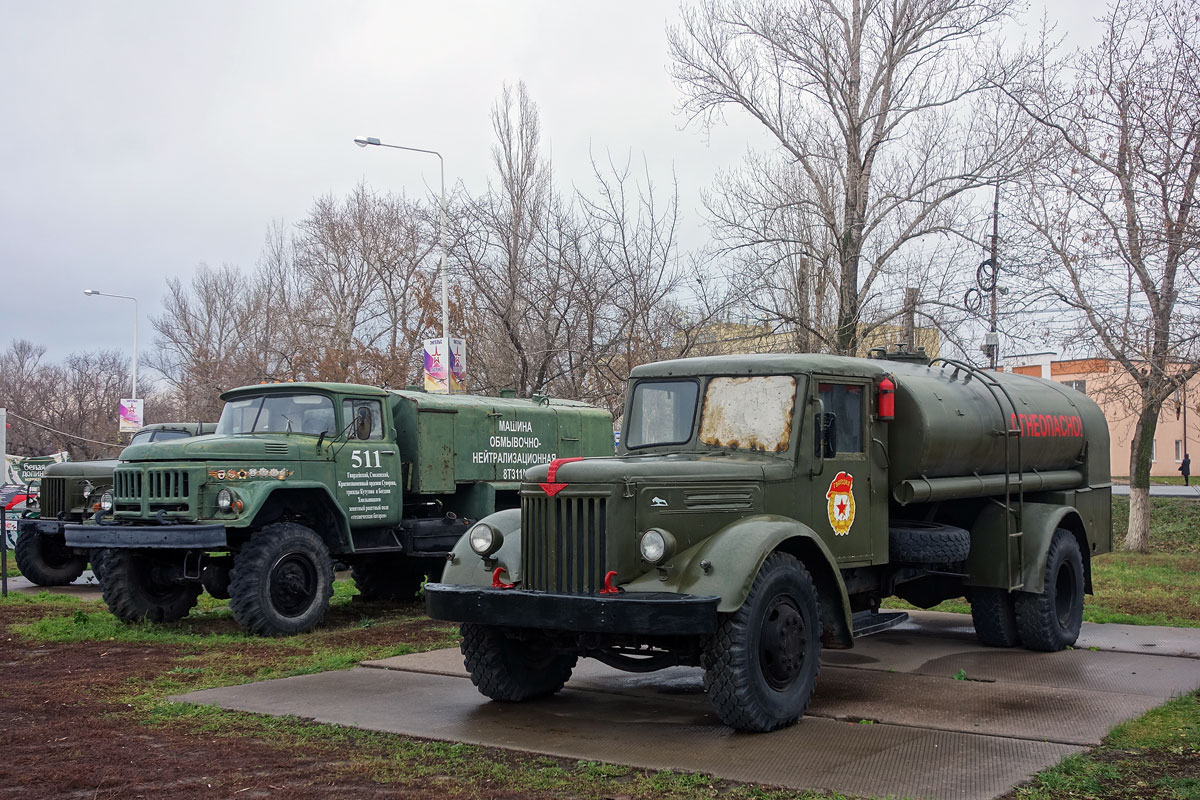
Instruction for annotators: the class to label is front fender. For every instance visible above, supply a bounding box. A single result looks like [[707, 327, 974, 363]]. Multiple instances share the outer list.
[[623, 514, 853, 647], [441, 508, 522, 587]]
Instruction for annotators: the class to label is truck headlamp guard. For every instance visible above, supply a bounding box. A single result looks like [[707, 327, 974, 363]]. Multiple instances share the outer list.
[[469, 523, 503, 557]]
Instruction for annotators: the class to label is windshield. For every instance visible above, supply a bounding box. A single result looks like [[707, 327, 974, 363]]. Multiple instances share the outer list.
[[216, 394, 336, 436], [699, 376, 797, 452], [625, 380, 699, 448], [129, 430, 154, 445]]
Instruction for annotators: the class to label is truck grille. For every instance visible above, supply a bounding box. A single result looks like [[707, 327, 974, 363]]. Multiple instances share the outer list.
[[39, 477, 68, 517], [521, 493, 608, 593], [114, 467, 193, 514]]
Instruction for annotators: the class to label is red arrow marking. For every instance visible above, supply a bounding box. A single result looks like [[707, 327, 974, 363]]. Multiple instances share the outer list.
[[540, 456, 585, 497]]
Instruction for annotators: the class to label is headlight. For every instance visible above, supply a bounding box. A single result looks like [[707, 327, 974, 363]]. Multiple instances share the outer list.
[[639, 528, 675, 565], [99, 491, 114, 512], [468, 523, 503, 557], [217, 488, 235, 512], [81, 480, 95, 500]]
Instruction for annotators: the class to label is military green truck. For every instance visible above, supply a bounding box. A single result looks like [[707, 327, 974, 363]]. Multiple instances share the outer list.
[[16, 422, 215, 586], [64, 382, 612, 636], [426, 350, 1112, 732]]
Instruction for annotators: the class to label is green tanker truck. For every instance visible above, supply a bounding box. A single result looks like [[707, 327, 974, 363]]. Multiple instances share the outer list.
[[64, 382, 612, 636], [426, 349, 1112, 732]]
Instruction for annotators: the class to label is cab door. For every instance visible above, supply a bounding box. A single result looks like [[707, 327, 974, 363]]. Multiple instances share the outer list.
[[336, 397, 402, 530], [809, 379, 874, 564]]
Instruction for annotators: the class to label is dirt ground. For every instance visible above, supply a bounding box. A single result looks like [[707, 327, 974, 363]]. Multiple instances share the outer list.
[[0, 602, 561, 800]]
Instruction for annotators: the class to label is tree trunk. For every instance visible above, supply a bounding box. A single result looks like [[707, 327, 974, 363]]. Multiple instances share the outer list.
[[1124, 402, 1158, 553]]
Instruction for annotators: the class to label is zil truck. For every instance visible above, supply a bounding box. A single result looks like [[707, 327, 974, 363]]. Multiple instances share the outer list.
[[426, 349, 1112, 732], [17, 422, 215, 586], [64, 382, 612, 636]]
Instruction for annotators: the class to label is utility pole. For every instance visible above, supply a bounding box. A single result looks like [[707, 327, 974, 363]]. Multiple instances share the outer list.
[[988, 182, 1000, 370]]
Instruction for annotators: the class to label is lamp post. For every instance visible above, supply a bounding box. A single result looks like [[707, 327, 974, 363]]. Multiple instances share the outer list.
[[354, 135, 451, 362], [83, 290, 138, 399]]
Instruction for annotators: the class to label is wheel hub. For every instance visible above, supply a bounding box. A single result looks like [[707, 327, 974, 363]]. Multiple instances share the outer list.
[[759, 597, 806, 690], [270, 554, 317, 617], [1054, 561, 1078, 628]]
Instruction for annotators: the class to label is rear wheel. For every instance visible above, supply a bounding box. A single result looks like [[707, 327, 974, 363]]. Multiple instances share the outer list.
[[1015, 529, 1084, 652], [14, 531, 88, 586], [461, 623, 577, 701], [229, 523, 334, 636], [702, 552, 822, 732], [95, 549, 201, 623], [971, 587, 1022, 647]]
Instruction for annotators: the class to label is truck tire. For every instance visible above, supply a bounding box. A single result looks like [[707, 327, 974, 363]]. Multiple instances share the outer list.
[[889, 521, 970, 564], [14, 531, 88, 586], [461, 623, 577, 701], [702, 551, 822, 732], [94, 548, 202, 623], [351, 557, 441, 601], [1014, 529, 1084, 652], [971, 587, 1022, 647], [229, 523, 334, 637]]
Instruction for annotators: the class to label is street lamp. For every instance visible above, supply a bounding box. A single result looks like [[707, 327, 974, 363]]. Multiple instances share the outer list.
[[83, 290, 138, 399], [354, 135, 451, 361]]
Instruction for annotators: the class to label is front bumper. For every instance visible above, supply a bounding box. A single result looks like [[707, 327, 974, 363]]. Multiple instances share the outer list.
[[18, 518, 66, 537], [424, 583, 720, 636], [64, 523, 228, 549]]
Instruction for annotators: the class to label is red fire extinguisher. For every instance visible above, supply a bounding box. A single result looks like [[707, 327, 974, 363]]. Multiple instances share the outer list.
[[877, 376, 895, 420]]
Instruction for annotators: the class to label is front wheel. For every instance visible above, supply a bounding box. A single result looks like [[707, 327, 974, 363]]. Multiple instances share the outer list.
[[1014, 529, 1085, 652], [702, 552, 822, 732], [14, 531, 88, 586], [229, 523, 334, 636], [461, 623, 577, 701], [94, 548, 202, 623]]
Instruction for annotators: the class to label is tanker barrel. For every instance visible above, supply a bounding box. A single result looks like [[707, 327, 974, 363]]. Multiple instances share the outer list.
[[887, 362, 1099, 484], [894, 470, 1085, 505]]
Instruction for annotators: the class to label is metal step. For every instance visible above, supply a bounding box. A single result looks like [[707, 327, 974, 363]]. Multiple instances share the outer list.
[[851, 610, 909, 638]]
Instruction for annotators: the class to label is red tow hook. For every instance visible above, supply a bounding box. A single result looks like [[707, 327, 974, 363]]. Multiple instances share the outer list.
[[491, 567, 515, 589], [600, 570, 620, 595]]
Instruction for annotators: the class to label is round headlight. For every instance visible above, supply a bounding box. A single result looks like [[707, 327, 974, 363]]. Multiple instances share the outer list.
[[217, 488, 234, 512], [99, 491, 114, 512], [639, 528, 675, 565], [81, 480, 95, 500], [468, 523, 502, 557]]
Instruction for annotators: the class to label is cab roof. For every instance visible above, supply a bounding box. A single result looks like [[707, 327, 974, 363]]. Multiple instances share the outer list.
[[630, 353, 890, 380], [221, 382, 390, 401]]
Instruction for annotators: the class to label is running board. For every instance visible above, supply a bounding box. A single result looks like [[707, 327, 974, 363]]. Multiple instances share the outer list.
[[851, 610, 909, 638]]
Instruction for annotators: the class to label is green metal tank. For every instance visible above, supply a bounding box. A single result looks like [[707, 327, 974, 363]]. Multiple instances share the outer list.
[[885, 360, 1110, 504]]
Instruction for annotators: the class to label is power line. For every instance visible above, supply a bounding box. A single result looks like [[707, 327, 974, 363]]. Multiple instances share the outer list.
[[4, 411, 124, 449]]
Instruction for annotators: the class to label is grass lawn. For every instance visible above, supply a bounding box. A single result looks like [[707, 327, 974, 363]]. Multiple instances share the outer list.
[[2, 496, 1197, 798]]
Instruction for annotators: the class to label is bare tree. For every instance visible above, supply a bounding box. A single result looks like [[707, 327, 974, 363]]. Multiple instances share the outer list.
[[1006, 0, 1200, 552], [669, 0, 1029, 354]]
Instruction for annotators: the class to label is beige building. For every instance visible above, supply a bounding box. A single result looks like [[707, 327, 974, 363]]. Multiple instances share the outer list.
[[1004, 353, 1196, 478]]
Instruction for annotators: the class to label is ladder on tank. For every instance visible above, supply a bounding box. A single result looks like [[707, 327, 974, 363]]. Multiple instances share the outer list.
[[930, 358, 1025, 591]]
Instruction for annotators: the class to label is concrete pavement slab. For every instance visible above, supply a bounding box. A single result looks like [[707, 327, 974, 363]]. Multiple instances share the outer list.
[[178, 666, 1083, 800], [0, 571, 102, 599], [178, 613, 1200, 799]]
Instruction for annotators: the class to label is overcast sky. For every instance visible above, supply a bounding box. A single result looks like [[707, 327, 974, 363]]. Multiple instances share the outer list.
[[0, 1, 1101, 368]]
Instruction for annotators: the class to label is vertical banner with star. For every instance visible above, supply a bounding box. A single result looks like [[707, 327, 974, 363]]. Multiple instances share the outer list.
[[424, 338, 466, 393]]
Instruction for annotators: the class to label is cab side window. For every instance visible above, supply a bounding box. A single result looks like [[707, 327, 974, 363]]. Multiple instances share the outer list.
[[342, 399, 384, 440], [818, 383, 864, 453]]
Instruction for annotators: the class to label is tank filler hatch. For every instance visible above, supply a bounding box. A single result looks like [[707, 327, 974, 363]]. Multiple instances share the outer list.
[[867, 344, 931, 365]]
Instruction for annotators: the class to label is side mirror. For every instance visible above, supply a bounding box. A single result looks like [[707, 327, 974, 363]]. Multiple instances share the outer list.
[[814, 412, 837, 458], [354, 406, 373, 440]]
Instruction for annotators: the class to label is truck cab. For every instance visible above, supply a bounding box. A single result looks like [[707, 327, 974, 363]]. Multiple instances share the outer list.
[[426, 351, 1112, 732]]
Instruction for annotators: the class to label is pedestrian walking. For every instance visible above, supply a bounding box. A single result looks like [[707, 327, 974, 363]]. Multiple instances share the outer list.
[[1180, 452, 1191, 486]]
